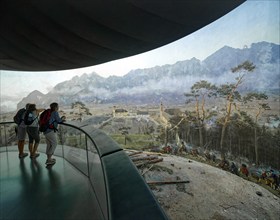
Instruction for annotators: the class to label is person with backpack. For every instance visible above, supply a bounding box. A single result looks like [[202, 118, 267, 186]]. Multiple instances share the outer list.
[[25, 104, 44, 159], [43, 102, 66, 165], [14, 103, 30, 158]]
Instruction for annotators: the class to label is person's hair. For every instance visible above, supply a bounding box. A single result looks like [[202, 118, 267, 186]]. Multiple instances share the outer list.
[[50, 102, 58, 111], [28, 104, 36, 111], [25, 103, 30, 109]]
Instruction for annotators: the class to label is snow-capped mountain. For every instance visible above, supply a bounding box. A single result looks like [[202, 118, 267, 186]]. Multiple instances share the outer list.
[[18, 41, 280, 108]]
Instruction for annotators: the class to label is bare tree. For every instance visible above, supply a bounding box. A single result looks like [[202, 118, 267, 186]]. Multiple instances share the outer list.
[[71, 101, 92, 121], [119, 126, 131, 145]]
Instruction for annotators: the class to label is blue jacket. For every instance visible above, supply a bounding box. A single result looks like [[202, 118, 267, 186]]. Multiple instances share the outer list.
[[44, 111, 63, 134]]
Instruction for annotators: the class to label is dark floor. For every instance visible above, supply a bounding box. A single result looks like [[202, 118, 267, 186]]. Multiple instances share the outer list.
[[0, 151, 105, 220]]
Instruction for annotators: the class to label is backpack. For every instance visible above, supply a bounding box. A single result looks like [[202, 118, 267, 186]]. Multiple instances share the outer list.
[[13, 108, 26, 125], [24, 110, 38, 126], [39, 109, 52, 132]]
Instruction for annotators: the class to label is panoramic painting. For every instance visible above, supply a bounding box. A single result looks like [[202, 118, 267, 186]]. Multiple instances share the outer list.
[[0, 1, 279, 219]]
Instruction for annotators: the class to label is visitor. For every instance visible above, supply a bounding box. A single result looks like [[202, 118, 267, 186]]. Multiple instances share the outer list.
[[26, 104, 44, 158], [43, 102, 66, 165], [16, 103, 30, 158]]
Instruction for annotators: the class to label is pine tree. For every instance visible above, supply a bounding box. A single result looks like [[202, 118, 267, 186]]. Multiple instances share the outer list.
[[242, 92, 270, 165], [217, 61, 256, 159], [184, 80, 217, 148]]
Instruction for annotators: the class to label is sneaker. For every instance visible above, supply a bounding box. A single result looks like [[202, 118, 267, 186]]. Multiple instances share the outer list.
[[47, 158, 56, 162], [19, 153, 28, 158], [45, 158, 56, 165], [30, 153, 40, 159]]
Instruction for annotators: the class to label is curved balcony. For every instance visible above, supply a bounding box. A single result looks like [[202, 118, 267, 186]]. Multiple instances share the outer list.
[[0, 121, 168, 220]]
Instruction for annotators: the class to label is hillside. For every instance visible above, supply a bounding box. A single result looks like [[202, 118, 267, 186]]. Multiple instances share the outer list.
[[128, 151, 280, 220]]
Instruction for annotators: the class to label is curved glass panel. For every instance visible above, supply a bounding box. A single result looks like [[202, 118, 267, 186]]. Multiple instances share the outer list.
[[0, 121, 108, 219]]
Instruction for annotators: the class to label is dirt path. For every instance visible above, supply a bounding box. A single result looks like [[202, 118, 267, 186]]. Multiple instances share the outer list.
[[129, 152, 280, 220]]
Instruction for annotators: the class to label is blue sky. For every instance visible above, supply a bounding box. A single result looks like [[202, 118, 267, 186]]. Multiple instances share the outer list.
[[0, 0, 279, 112]]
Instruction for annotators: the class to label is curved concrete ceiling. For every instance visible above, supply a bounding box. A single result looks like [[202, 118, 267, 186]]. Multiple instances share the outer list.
[[0, 0, 245, 71]]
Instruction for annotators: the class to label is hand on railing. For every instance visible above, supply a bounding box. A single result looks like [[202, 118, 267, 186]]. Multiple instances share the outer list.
[[61, 116, 66, 122]]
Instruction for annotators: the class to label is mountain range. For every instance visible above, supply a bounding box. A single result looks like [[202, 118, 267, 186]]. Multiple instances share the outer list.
[[18, 41, 280, 108]]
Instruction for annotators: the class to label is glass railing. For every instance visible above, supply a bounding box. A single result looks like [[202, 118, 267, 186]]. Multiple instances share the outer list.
[[0, 122, 18, 152], [57, 122, 108, 217], [0, 121, 108, 219], [0, 121, 168, 220]]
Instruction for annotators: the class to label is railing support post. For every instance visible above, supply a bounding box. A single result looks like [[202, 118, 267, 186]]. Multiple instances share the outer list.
[[85, 135, 90, 177]]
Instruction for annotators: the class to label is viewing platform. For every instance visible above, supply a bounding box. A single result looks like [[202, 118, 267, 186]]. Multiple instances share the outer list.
[[0, 122, 168, 220], [1, 150, 103, 219]]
